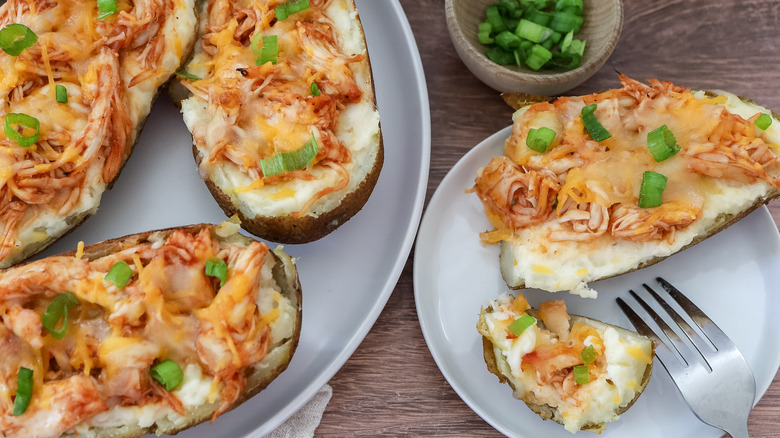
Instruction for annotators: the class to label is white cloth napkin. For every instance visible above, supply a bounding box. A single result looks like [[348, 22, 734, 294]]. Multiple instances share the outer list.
[[264, 385, 332, 438]]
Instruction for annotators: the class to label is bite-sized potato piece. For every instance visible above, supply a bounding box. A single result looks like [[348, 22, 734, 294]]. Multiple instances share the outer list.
[[0, 224, 301, 438], [475, 76, 780, 297], [174, 0, 383, 244], [478, 293, 654, 433], [0, 0, 199, 268]]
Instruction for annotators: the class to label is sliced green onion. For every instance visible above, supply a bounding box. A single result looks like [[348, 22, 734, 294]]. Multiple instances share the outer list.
[[567, 38, 586, 57], [205, 257, 228, 287], [310, 82, 320, 96], [105, 261, 133, 290], [485, 5, 507, 34], [580, 345, 597, 365], [41, 292, 80, 340], [525, 44, 552, 70], [755, 113, 772, 130], [573, 364, 590, 385], [549, 11, 583, 33], [260, 132, 319, 177], [96, 0, 118, 20], [646, 125, 680, 162], [638, 171, 668, 208], [275, 0, 309, 21], [507, 314, 536, 336], [13, 367, 33, 416], [174, 71, 201, 81], [150, 360, 183, 391], [515, 19, 552, 44], [495, 31, 522, 50], [4, 113, 40, 148], [486, 46, 514, 65], [0, 24, 38, 57], [526, 127, 556, 153], [526, 9, 553, 27], [581, 104, 611, 141], [478, 22, 494, 44], [55, 84, 67, 103], [254, 35, 278, 66], [556, 0, 583, 13]]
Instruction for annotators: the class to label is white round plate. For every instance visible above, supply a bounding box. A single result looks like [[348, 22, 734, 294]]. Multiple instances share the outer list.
[[414, 126, 780, 438], [35, 1, 430, 436]]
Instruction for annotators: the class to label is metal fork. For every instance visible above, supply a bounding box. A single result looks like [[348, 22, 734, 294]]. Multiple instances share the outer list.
[[616, 277, 756, 438]]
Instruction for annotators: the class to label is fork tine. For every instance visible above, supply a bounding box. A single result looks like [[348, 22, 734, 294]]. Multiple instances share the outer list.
[[642, 283, 717, 368], [616, 295, 685, 376], [655, 277, 734, 350], [626, 289, 702, 366]]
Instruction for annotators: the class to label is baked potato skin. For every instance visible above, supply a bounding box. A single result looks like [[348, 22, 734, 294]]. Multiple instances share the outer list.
[[45, 224, 303, 438], [497, 91, 780, 290], [478, 309, 654, 433], [175, 0, 384, 244]]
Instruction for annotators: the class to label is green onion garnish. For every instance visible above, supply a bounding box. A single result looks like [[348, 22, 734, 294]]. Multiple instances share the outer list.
[[0, 24, 38, 57], [507, 314, 536, 336], [486, 46, 515, 65], [580, 345, 597, 365], [549, 11, 583, 33], [275, 0, 309, 21], [581, 104, 611, 141], [755, 113, 772, 130], [41, 292, 80, 340], [526, 127, 556, 153], [55, 84, 67, 103], [484, 5, 507, 34], [573, 364, 590, 385], [4, 113, 40, 147], [478, 22, 494, 44], [96, 0, 118, 20], [260, 132, 319, 177], [646, 125, 680, 162], [174, 71, 201, 81], [150, 359, 183, 391], [105, 261, 133, 290], [310, 82, 320, 96], [254, 35, 278, 66], [638, 171, 668, 208], [525, 44, 552, 70], [13, 367, 33, 416], [515, 19, 552, 43], [205, 257, 228, 287], [495, 31, 522, 50]]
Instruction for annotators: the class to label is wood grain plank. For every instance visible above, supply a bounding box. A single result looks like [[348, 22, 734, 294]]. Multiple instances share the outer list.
[[316, 0, 780, 436]]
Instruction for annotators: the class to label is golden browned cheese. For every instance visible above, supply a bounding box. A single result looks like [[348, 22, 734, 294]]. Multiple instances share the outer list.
[[0, 0, 198, 268]]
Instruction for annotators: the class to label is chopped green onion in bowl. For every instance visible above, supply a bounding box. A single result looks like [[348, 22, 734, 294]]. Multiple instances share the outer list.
[[477, 0, 587, 71]]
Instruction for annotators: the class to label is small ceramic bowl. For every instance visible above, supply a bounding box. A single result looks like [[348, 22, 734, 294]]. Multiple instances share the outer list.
[[445, 0, 623, 95]]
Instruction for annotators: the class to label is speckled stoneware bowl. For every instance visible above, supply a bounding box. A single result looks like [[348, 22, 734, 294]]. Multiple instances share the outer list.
[[445, 0, 623, 95]]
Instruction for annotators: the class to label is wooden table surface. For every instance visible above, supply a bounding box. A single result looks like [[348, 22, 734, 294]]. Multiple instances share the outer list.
[[316, 0, 780, 436]]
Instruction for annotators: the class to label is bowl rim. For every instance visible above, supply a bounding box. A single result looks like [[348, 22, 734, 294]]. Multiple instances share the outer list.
[[444, 0, 624, 83]]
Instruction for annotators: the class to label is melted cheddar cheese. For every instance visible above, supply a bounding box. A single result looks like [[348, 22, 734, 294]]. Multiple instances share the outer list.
[[474, 77, 780, 296], [0, 0, 198, 268], [179, 0, 381, 219], [0, 227, 296, 437]]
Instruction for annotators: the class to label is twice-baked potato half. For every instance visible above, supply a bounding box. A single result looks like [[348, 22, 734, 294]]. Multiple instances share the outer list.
[[478, 293, 654, 433], [0, 224, 301, 437], [0, 0, 199, 268], [175, 0, 383, 244], [473, 76, 780, 297]]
